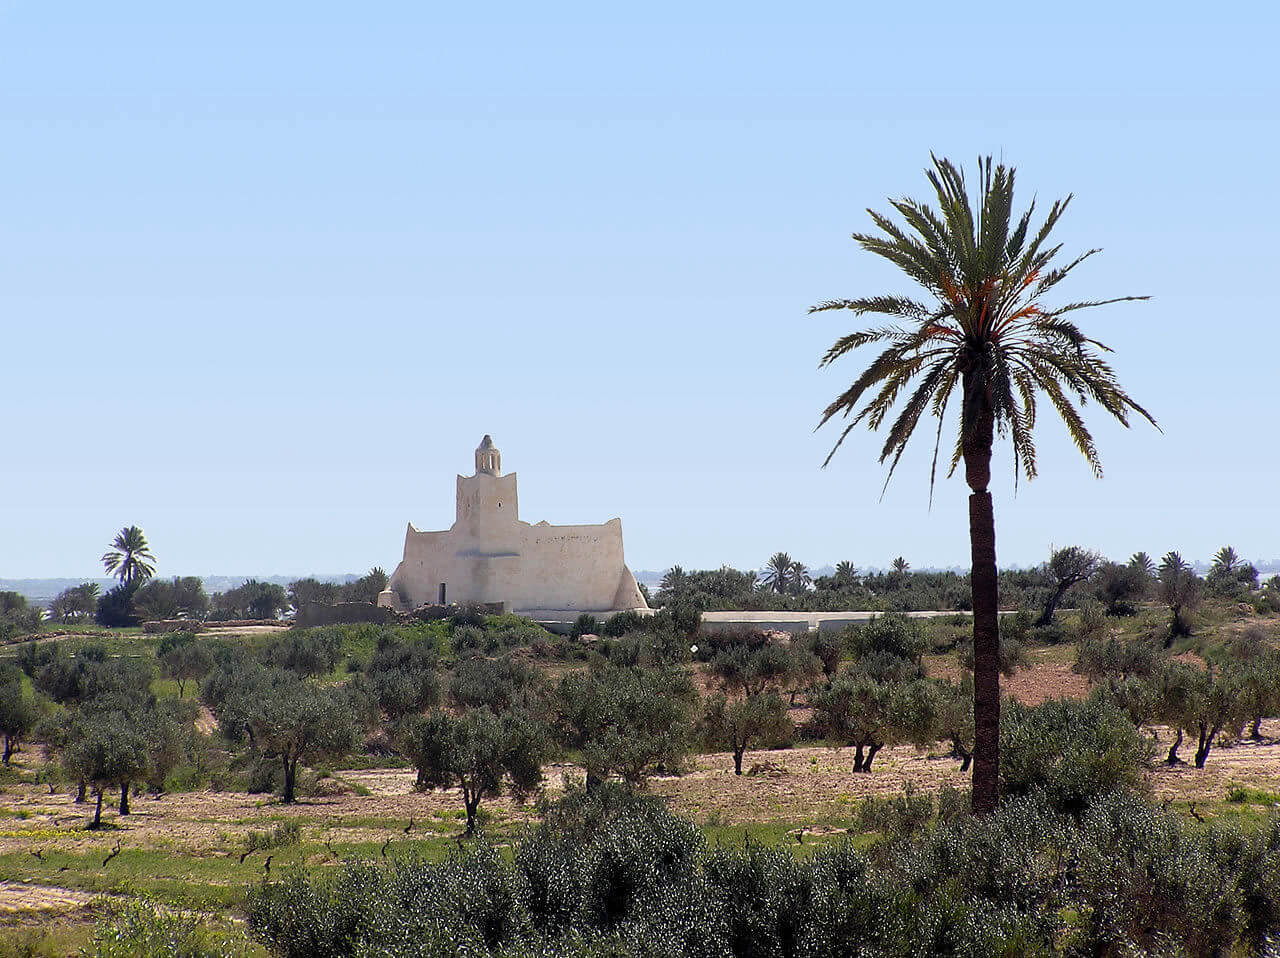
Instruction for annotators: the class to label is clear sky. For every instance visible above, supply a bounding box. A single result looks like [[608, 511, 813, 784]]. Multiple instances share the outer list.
[[2, 2, 1277, 579]]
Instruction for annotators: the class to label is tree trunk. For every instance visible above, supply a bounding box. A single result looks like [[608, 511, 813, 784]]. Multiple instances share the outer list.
[[852, 742, 866, 773], [464, 789, 480, 836], [76, 779, 87, 804], [585, 770, 602, 795], [968, 489, 1001, 814], [1166, 728, 1183, 765], [2, 734, 11, 766], [119, 781, 130, 815], [733, 747, 745, 775], [863, 743, 881, 772], [282, 755, 296, 804], [962, 382, 999, 815], [1251, 715, 1263, 740], [92, 789, 104, 828], [1195, 725, 1212, 769], [1036, 586, 1067, 628]]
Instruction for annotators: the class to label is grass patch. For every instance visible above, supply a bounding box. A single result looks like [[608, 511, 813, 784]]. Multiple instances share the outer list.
[[1226, 785, 1280, 805]]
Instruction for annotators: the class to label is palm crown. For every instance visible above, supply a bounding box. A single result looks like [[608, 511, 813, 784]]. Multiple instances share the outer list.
[[102, 525, 156, 586], [812, 155, 1156, 494]]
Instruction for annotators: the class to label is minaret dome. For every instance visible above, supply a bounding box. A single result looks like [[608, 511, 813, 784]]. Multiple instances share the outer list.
[[475, 435, 501, 476]]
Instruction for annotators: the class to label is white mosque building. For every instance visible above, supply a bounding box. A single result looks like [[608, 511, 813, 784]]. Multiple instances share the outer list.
[[377, 436, 648, 614]]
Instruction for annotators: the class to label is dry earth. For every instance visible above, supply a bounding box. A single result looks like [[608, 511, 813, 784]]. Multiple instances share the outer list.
[[5, 721, 1280, 868]]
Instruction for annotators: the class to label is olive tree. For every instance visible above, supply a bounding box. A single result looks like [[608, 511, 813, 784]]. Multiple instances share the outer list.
[[809, 655, 938, 773], [364, 634, 441, 720], [701, 691, 791, 775], [398, 708, 546, 835], [1037, 546, 1102, 626], [66, 711, 149, 827], [934, 677, 975, 771], [448, 655, 543, 715], [0, 665, 36, 766], [231, 677, 360, 803], [1153, 661, 1245, 767], [1158, 552, 1202, 639], [556, 665, 697, 791], [159, 635, 214, 698]]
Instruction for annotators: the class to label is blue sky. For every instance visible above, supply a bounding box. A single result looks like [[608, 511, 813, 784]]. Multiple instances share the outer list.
[[2, 3, 1277, 578]]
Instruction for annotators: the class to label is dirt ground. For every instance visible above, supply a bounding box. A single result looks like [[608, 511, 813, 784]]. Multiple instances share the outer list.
[[5, 717, 1280, 864], [0, 882, 92, 916]]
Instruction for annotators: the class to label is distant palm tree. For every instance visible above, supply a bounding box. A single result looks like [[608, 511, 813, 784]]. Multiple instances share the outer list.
[[101, 526, 156, 586], [761, 553, 794, 594], [891, 557, 911, 576], [1129, 552, 1156, 578], [812, 156, 1155, 813], [834, 561, 858, 588], [1210, 546, 1241, 576], [660, 566, 689, 592], [789, 561, 813, 593]]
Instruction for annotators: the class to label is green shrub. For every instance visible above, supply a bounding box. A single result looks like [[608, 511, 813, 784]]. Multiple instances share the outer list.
[[601, 610, 648, 638], [246, 819, 302, 853], [853, 782, 938, 838], [245, 791, 1280, 958], [1000, 697, 1152, 814], [842, 613, 927, 664], [87, 898, 253, 957], [452, 625, 486, 653]]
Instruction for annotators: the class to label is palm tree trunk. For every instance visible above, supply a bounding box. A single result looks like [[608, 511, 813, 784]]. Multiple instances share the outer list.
[[964, 387, 1000, 815]]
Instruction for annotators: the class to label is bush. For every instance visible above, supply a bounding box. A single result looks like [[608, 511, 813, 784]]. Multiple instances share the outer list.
[[450, 604, 488, 630], [245, 819, 302, 853], [260, 629, 344, 676], [601, 610, 649, 638], [95, 584, 140, 627], [245, 790, 1280, 958], [843, 613, 927, 664], [0, 592, 42, 641], [1000, 697, 1152, 814], [88, 898, 254, 957]]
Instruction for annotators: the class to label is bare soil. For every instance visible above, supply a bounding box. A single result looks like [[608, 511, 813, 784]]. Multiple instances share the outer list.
[[0, 882, 92, 917]]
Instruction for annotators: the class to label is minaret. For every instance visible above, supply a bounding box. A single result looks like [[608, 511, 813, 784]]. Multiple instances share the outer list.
[[475, 434, 501, 476]]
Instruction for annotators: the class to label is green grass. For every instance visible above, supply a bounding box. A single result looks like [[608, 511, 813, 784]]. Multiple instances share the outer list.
[[701, 819, 876, 859], [1226, 785, 1280, 806], [0, 830, 469, 915], [0, 922, 94, 958]]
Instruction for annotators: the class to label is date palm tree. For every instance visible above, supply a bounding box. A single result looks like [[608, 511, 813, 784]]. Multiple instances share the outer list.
[[812, 155, 1155, 812], [789, 560, 812, 593], [101, 525, 156, 587], [1129, 551, 1156, 578], [660, 566, 689, 593], [761, 552, 794, 594], [1210, 545, 1241, 577]]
